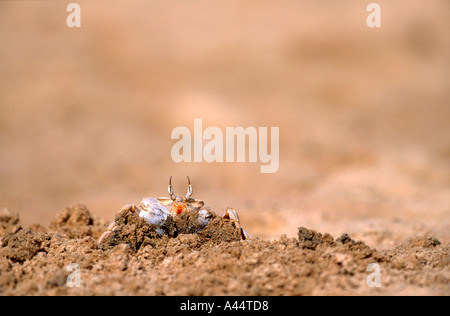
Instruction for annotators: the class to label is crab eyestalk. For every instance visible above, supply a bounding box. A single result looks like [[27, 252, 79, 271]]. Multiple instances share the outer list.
[[186, 176, 193, 199], [168, 176, 175, 200]]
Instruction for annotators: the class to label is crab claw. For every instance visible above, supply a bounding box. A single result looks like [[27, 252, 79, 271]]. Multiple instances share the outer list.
[[139, 197, 172, 236], [218, 208, 249, 240]]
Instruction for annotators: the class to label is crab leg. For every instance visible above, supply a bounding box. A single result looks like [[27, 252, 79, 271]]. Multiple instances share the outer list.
[[97, 221, 116, 244], [97, 204, 141, 244], [219, 208, 249, 240]]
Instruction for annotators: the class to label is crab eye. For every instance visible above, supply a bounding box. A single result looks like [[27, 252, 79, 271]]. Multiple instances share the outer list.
[[168, 176, 175, 200], [185, 176, 193, 199]]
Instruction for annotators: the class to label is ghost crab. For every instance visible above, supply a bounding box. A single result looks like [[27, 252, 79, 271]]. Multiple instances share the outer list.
[[97, 176, 249, 244]]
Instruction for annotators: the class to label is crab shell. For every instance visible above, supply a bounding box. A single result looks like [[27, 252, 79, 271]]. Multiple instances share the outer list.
[[139, 197, 212, 236]]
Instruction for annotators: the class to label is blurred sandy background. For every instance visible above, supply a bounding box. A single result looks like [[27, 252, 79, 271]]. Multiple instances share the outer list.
[[0, 0, 449, 248]]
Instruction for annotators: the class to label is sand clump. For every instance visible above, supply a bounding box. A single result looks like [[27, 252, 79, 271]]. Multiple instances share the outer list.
[[0, 205, 448, 296]]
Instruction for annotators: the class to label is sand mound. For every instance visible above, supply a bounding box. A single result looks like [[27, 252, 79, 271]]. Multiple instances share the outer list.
[[0, 205, 448, 295]]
